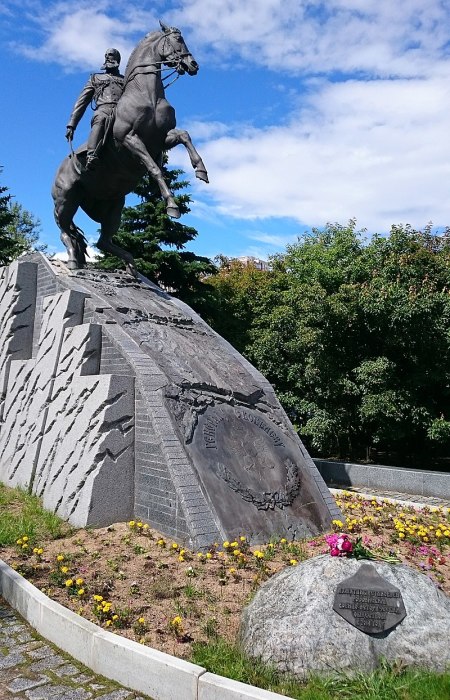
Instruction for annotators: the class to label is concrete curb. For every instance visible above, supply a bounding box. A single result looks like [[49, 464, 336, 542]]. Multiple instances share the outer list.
[[0, 558, 290, 700], [313, 459, 450, 500]]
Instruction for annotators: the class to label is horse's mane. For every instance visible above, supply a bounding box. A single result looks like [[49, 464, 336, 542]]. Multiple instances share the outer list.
[[124, 31, 162, 81]]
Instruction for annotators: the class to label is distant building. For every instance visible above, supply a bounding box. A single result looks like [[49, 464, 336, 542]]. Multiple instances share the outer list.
[[236, 256, 270, 271]]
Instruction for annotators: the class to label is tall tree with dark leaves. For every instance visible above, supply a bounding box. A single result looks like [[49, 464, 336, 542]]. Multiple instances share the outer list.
[[0, 171, 16, 265], [94, 165, 217, 315], [0, 168, 44, 265]]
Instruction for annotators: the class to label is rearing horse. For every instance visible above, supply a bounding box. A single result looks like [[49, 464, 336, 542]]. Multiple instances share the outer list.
[[52, 22, 208, 273]]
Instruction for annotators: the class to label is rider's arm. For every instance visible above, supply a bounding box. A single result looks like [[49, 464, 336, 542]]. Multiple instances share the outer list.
[[66, 76, 96, 131]]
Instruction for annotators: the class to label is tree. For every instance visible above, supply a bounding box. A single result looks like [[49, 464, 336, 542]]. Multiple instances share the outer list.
[[0, 168, 44, 265], [0, 173, 16, 265], [208, 221, 450, 465], [94, 165, 217, 314]]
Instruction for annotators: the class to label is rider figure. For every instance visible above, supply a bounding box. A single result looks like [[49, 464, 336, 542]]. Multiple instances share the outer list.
[[65, 49, 125, 170]]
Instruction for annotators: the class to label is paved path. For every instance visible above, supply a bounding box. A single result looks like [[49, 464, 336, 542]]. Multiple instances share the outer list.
[[330, 486, 450, 511], [0, 600, 152, 700]]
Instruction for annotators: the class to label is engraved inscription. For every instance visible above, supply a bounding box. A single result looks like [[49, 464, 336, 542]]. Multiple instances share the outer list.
[[195, 405, 301, 511], [333, 564, 406, 634], [202, 411, 224, 449]]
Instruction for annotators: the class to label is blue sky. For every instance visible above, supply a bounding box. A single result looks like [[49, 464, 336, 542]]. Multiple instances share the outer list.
[[2, 0, 450, 262]]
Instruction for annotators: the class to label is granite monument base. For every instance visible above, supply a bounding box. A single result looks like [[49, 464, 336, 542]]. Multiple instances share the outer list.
[[0, 254, 340, 547]]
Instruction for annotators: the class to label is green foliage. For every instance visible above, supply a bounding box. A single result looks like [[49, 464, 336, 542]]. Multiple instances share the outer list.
[[208, 221, 450, 462], [191, 638, 450, 699], [0, 483, 72, 547], [0, 168, 44, 265], [94, 165, 217, 316]]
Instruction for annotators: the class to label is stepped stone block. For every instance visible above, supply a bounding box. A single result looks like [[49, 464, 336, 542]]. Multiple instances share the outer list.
[[0, 254, 341, 543], [0, 261, 37, 422]]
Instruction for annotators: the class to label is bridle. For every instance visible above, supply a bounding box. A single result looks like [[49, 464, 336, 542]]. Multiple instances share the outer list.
[[123, 29, 193, 91]]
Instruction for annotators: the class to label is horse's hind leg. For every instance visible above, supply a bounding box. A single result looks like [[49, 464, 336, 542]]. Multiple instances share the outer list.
[[53, 192, 85, 270], [96, 198, 137, 277], [120, 132, 180, 218], [164, 128, 209, 183]]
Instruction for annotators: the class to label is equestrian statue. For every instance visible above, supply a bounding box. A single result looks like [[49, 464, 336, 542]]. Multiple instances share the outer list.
[[52, 21, 208, 274]]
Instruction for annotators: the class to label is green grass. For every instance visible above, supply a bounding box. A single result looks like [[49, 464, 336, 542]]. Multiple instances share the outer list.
[[0, 483, 72, 547], [191, 639, 450, 700]]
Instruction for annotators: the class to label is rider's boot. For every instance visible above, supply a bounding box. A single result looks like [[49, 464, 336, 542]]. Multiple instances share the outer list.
[[86, 150, 99, 170]]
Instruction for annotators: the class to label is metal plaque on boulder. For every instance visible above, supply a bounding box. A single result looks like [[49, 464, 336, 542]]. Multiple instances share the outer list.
[[333, 563, 406, 634]]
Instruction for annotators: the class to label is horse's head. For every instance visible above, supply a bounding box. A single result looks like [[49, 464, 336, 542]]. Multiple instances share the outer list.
[[159, 21, 199, 76]]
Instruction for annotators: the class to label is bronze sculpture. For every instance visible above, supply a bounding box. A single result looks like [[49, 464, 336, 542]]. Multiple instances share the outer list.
[[66, 49, 125, 171], [52, 22, 208, 273]]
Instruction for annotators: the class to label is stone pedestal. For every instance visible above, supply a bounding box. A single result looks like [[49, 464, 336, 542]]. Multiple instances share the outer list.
[[0, 254, 341, 546]]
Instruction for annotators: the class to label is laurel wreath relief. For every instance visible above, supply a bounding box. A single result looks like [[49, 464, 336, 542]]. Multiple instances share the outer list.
[[216, 459, 301, 510]]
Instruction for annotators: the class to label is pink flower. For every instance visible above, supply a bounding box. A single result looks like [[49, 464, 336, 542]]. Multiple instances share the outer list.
[[340, 539, 353, 553], [330, 547, 340, 556], [325, 534, 339, 547]]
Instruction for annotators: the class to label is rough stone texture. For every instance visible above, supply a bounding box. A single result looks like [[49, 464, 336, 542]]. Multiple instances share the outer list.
[[240, 554, 450, 676], [0, 289, 86, 488], [0, 261, 37, 423], [0, 253, 340, 543], [34, 373, 134, 527]]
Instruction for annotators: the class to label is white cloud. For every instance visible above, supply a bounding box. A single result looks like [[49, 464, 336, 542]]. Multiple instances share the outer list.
[[174, 0, 450, 78], [52, 245, 101, 262], [171, 75, 450, 231]]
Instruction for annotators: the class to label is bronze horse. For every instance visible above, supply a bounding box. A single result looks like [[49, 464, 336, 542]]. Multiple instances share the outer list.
[[52, 22, 208, 273]]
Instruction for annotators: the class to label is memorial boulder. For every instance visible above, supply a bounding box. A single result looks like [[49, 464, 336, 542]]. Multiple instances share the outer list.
[[240, 554, 450, 676]]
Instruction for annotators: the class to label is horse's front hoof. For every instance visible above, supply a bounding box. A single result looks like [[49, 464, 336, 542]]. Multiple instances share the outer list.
[[196, 169, 209, 183], [66, 259, 79, 270], [167, 205, 181, 219]]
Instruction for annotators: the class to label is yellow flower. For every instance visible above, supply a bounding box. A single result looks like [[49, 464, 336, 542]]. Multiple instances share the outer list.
[[37, 548, 43, 555], [436, 530, 442, 538], [444, 530, 450, 537], [137, 522, 143, 528], [206, 552, 212, 559], [16, 539, 23, 545], [178, 555, 185, 562], [77, 589, 85, 596], [112, 614, 119, 621], [22, 536, 29, 542], [332, 519, 343, 528], [230, 541, 238, 548], [56, 554, 64, 562], [398, 532, 405, 539], [171, 543, 179, 550], [76, 578, 84, 586], [138, 617, 145, 624], [142, 524, 149, 530], [290, 559, 298, 566], [233, 549, 241, 556], [128, 520, 136, 527], [229, 567, 237, 574], [106, 620, 112, 626], [280, 538, 287, 544], [223, 541, 230, 548], [65, 579, 73, 587], [197, 553, 204, 559], [60, 566, 69, 574], [171, 615, 182, 627], [253, 550, 264, 559], [22, 543, 29, 550], [157, 539, 165, 547], [240, 536, 246, 542], [93, 594, 103, 602]]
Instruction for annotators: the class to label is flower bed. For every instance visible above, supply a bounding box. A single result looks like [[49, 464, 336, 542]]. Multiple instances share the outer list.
[[2, 491, 449, 658]]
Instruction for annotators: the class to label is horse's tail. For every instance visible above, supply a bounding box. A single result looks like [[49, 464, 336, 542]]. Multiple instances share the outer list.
[[68, 222, 88, 261]]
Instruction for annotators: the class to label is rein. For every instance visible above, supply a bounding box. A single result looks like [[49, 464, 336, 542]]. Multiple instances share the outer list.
[[123, 31, 188, 90]]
